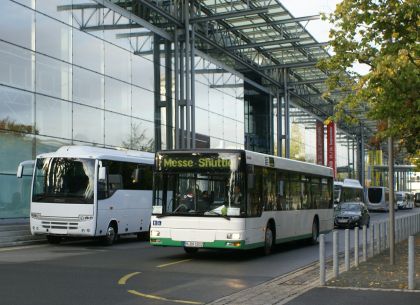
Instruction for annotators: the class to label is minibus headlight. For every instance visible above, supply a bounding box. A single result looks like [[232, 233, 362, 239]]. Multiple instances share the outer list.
[[31, 213, 41, 219]]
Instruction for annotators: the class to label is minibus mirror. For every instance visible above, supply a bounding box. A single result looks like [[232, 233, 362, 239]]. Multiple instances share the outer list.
[[98, 167, 106, 181], [17, 165, 23, 178], [132, 168, 140, 183]]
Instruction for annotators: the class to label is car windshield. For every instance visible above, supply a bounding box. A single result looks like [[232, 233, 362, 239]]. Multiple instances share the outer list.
[[33, 157, 95, 204], [396, 193, 403, 200], [339, 203, 362, 212]]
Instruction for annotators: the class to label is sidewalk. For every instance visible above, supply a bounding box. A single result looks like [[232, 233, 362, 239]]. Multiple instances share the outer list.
[[208, 234, 420, 305]]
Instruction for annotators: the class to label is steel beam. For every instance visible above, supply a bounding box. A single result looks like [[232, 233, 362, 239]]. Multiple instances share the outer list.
[[190, 8, 268, 23], [92, 0, 173, 41], [227, 38, 300, 50], [231, 15, 320, 30]]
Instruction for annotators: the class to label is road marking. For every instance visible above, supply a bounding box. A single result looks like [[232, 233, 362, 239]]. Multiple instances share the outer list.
[[128, 290, 204, 304], [0, 245, 46, 253], [156, 259, 192, 268], [118, 272, 141, 285]]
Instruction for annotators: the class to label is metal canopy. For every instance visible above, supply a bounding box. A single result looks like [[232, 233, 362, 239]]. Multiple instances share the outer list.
[[65, 0, 375, 148]]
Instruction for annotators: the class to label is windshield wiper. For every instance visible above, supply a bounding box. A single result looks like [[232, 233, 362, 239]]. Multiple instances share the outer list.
[[204, 210, 230, 220]]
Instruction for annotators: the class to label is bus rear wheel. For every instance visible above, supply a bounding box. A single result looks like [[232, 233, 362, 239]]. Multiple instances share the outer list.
[[263, 225, 274, 255], [309, 219, 319, 245]]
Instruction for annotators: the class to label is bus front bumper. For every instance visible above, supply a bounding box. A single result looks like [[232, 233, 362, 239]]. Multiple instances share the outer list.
[[150, 238, 253, 249]]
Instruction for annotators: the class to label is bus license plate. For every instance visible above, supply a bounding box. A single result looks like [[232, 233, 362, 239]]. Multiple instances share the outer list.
[[184, 241, 203, 248]]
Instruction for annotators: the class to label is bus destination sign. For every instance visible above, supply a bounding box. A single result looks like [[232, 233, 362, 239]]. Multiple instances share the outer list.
[[160, 156, 232, 170]]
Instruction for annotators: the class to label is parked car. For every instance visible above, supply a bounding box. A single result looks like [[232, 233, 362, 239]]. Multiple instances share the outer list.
[[396, 191, 414, 210], [415, 192, 420, 207], [366, 186, 397, 212], [334, 202, 370, 229]]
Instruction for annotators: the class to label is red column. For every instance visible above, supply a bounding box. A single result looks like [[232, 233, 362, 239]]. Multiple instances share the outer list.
[[316, 121, 324, 166], [327, 122, 337, 178]]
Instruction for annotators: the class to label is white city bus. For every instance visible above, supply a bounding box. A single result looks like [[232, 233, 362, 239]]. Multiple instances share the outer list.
[[334, 179, 365, 208], [150, 149, 334, 254], [17, 146, 154, 245]]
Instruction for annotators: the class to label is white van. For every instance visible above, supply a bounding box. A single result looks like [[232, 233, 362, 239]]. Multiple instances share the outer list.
[[396, 191, 414, 210], [367, 187, 397, 212]]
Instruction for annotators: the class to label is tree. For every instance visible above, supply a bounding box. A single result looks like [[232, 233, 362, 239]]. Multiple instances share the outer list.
[[122, 123, 154, 152], [319, 0, 419, 167]]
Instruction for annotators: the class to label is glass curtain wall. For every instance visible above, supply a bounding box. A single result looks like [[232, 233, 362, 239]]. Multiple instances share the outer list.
[[0, 0, 246, 219]]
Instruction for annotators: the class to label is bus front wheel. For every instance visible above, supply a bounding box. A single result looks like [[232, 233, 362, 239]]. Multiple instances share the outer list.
[[103, 224, 117, 246]]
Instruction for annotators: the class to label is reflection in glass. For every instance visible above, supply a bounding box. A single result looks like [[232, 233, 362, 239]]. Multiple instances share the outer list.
[[223, 118, 236, 142], [73, 104, 104, 144], [36, 13, 72, 62], [131, 86, 154, 120], [0, 174, 31, 218], [105, 42, 131, 83], [130, 118, 154, 152], [0, 85, 34, 131], [36, 54, 71, 100], [0, 1, 34, 49], [36, 0, 72, 25], [105, 111, 130, 147], [105, 77, 131, 115], [208, 88, 223, 114], [73, 29, 104, 74], [36, 95, 71, 139], [0, 42, 34, 91], [132, 55, 154, 90], [195, 108, 209, 135], [73, 67, 104, 108], [209, 112, 223, 138], [0, 131, 34, 174]]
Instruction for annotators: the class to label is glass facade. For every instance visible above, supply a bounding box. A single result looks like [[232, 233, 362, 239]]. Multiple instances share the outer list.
[[0, 0, 245, 219]]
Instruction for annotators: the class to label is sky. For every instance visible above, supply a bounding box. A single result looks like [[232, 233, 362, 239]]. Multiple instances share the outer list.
[[279, 0, 341, 43]]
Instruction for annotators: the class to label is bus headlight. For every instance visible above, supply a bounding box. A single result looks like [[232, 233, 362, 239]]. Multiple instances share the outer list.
[[150, 230, 161, 237], [31, 213, 41, 219], [78, 215, 93, 221], [227, 233, 241, 240]]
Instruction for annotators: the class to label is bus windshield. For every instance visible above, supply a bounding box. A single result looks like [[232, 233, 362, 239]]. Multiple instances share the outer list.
[[33, 157, 95, 204], [154, 152, 245, 217]]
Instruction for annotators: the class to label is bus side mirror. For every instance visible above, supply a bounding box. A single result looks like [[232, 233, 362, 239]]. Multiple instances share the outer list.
[[98, 167, 106, 181], [132, 168, 140, 183], [17, 165, 23, 178]]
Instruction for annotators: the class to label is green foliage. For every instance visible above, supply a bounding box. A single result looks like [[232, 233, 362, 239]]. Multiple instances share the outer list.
[[319, 0, 419, 165]]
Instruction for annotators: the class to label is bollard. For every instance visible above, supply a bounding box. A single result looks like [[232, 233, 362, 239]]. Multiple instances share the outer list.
[[408, 236, 415, 290], [320, 234, 325, 286], [345, 229, 350, 271], [369, 224, 374, 258], [354, 227, 359, 267], [333, 230, 339, 278], [362, 225, 367, 262], [378, 222, 382, 253]]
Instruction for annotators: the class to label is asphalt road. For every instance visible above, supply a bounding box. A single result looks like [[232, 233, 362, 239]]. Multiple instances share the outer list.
[[0, 208, 418, 305]]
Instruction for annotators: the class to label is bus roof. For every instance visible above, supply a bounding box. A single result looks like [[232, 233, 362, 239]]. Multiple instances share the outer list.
[[157, 149, 333, 177], [334, 179, 363, 189], [37, 146, 154, 164]]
